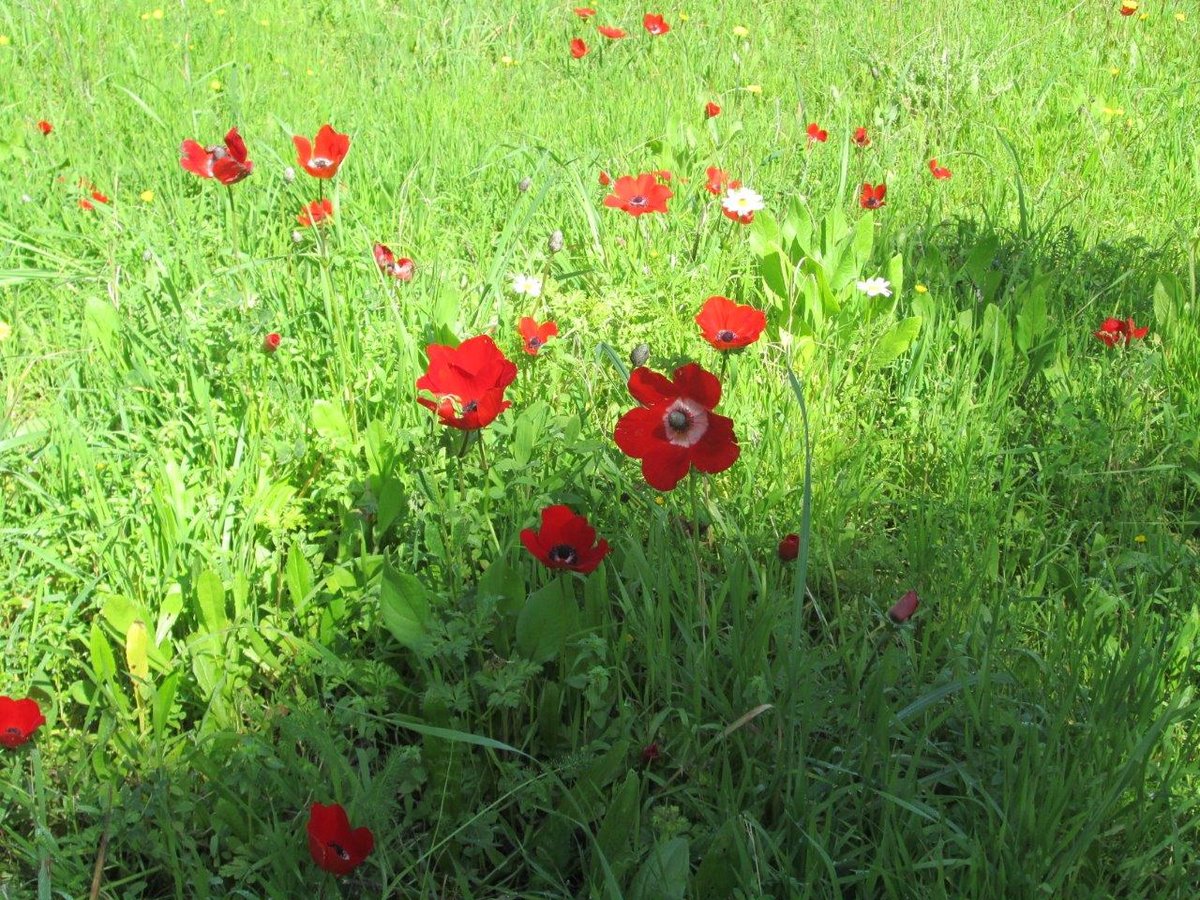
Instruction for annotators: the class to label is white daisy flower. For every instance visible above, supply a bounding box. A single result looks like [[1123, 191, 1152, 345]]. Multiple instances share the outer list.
[[511, 273, 542, 298], [721, 186, 765, 216], [856, 277, 892, 298]]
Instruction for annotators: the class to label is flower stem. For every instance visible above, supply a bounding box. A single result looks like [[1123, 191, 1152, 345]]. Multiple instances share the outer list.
[[689, 472, 707, 648], [225, 185, 240, 257]]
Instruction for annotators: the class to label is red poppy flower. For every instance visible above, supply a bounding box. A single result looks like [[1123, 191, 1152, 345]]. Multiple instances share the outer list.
[[928, 158, 952, 180], [643, 13, 670, 35], [78, 188, 110, 211], [598, 170, 612, 186], [38, 120, 52, 136], [416, 334, 518, 430], [703, 102, 721, 120], [695, 296, 766, 350], [179, 127, 254, 185], [806, 122, 828, 143], [297, 199, 334, 227], [1094, 316, 1148, 346], [852, 126, 870, 148], [778, 533, 800, 562], [602, 173, 673, 216], [293, 124, 351, 180], [518, 316, 558, 355], [614, 363, 740, 491], [307, 802, 374, 877], [888, 590, 919, 623], [520, 505, 610, 574], [570, 37, 589, 58], [859, 182, 887, 209], [374, 243, 414, 281], [722, 206, 754, 225], [598, 25, 627, 39], [574, 6, 596, 17], [704, 166, 740, 196], [641, 742, 662, 764], [0, 697, 45, 749]]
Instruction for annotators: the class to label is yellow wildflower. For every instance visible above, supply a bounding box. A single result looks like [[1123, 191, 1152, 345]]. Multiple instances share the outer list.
[[140, 190, 155, 203], [152, 8, 163, 18], [915, 284, 928, 294], [732, 25, 749, 37], [745, 84, 762, 94]]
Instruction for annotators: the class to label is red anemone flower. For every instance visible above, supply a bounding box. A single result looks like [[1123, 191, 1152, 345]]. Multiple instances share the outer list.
[[297, 198, 334, 227], [38, 120, 52, 136], [1094, 316, 1148, 346], [614, 363, 740, 491], [374, 243, 414, 281], [416, 334, 518, 430], [888, 590, 920, 623], [602, 173, 673, 216], [520, 505, 610, 574], [0, 697, 46, 749], [293, 124, 351, 180], [928, 158, 952, 180], [307, 803, 374, 877], [722, 206, 754, 225], [263, 332, 282, 353], [574, 6, 596, 17], [180, 127, 254, 185], [695, 296, 766, 350], [859, 182, 887, 209], [641, 742, 662, 764], [705, 102, 721, 119], [778, 533, 800, 562], [643, 13, 670, 35], [570, 37, 589, 58], [598, 25, 627, 38], [704, 166, 740, 195], [518, 316, 558, 355], [852, 126, 870, 148], [598, 170, 612, 186], [806, 122, 828, 143]]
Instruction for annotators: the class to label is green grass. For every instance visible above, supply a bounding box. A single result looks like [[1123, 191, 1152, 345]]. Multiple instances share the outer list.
[[2, 0, 1199, 896]]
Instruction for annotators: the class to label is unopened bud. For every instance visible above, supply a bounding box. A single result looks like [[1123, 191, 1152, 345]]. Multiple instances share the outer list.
[[548, 229, 564, 253], [517, 176, 531, 193], [283, 166, 296, 183], [630, 343, 650, 367]]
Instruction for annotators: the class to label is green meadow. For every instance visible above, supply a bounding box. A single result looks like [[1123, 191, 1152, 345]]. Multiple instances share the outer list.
[[2, 0, 1199, 896]]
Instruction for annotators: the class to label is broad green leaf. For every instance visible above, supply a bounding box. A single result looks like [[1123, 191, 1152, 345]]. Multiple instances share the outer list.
[[83, 296, 120, 355], [195, 569, 227, 635], [870, 316, 923, 368], [380, 564, 431, 651], [89, 621, 117, 683], [125, 620, 150, 681], [516, 579, 578, 663], [152, 670, 181, 742], [886, 252, 904, 302], [285, 543, 314, 609], [629, 837, 690, 900], [594, 772, 641, 872], [311, 399, 352, 445]]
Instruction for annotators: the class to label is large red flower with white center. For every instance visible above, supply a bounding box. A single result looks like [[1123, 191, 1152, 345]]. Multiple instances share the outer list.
[[0, 696, 45, 749], [695, 296, 766, 350], [614, 363, 740, 491], [293, 124, 351, 179], [307, 803, 374, 877], [416, 334, 518, 430], [859, 182, 887, 209], [518, 316, 558, 355], [643, 13, 670, 35], [603, 173, 673, 216], [373, 243, 414, 281], [180, 127, 254, 185], [520, 505, 610, 574]]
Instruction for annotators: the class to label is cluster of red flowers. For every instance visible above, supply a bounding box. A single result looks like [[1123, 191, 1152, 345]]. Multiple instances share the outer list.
[[570, 10, 670, 57]]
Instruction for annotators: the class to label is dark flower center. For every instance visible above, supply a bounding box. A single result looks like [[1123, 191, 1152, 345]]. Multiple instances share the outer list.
[[629, 195, 648, 207], [4, 727, 21, 736], [866, 198, 881, 208], [548, 544, 579, 566], [328, 841, 351, 861], [527, 337, 544, 349], [311, 157, 333, 169], [462, 400, 478, 413], [667, 410, 690, 431], [717, 329, 736, 342]]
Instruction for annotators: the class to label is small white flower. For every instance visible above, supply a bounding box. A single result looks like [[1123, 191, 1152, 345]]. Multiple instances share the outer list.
[[283, 166, 296, 182], [20, 194, 32, 204], [856, 277, 892, 298], [721, 186, 765, 216], [291, 230, 303, 244], [511, 273, 542, 298]]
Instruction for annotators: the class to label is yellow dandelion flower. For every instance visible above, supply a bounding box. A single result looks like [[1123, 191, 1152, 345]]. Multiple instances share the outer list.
[[915, 284, 928, 294], [500, 54, 516, 66], [1139, 12, 1148, 20], [0, 35, 10, 46], [678, 12, 689, 22], [1109, 66, 1120, 76], [1134, 534, 1147, 543], [140, 190, 155, 203], [732, 25, 749, 37], [745, 84, 762, 94], [152, 8, 163, 18], [1176, 12, 1186, 21], [209, 79, 222, 91]]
